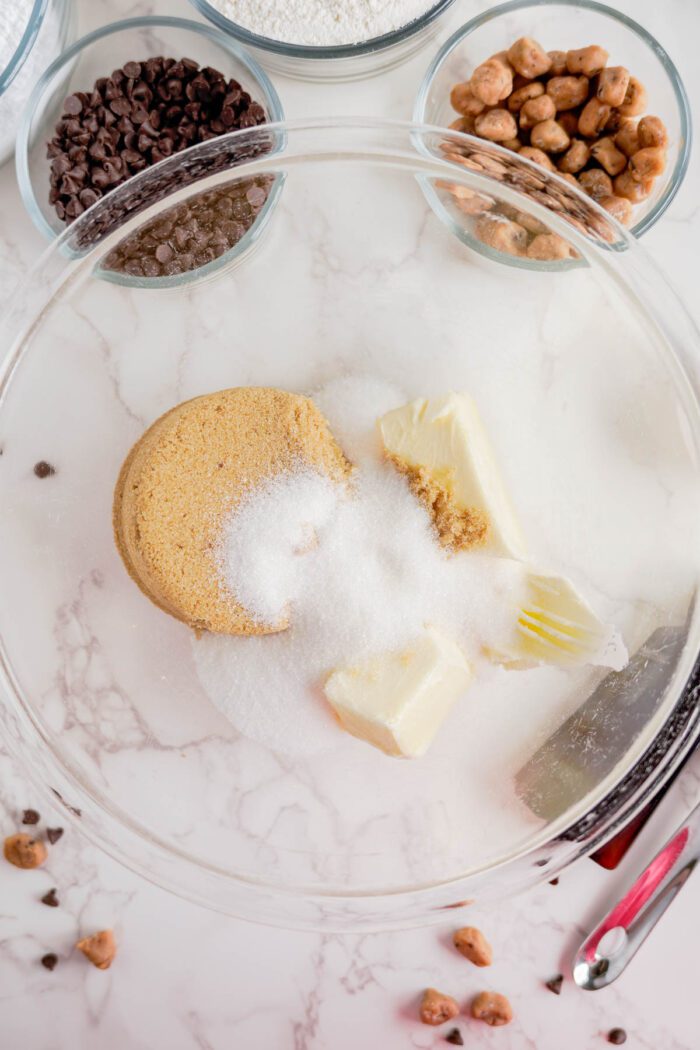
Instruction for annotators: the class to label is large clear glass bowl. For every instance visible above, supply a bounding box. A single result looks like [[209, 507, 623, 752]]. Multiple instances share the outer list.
[[189, 0, 457, 81], [414, 0, 692, 270], [1, 120, 700, 931]]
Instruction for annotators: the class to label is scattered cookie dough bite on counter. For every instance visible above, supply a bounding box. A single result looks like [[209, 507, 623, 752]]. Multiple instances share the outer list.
[[113, 387, 352, 635]]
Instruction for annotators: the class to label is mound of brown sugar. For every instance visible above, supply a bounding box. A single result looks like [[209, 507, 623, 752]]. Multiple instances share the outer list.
[[113, 387, 352, 635], [388, 457, 489, 552]]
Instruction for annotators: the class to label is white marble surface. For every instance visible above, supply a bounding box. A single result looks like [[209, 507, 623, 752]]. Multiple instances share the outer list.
[[1, 0, 700, 1047]]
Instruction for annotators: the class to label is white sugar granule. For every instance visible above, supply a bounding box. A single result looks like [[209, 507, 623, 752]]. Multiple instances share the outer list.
[[208, 0, 436, 47], [194, 375, 530, 757]]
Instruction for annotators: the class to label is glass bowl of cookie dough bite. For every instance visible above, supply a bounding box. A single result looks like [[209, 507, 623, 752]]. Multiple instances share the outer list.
[[414, 0, 691, 270], [1, 119, 700, 931]]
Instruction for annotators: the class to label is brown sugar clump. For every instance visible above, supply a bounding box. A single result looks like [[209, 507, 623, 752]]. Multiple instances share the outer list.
[[4, 833, 47, 869], [76, 929, 116, 970], [113, 388, 352, 636], [389, 457, 488, 552]]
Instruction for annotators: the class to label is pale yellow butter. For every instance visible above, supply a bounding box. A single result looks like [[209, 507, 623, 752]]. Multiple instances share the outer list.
[[379, 393, 527, 559], [490, 572, 627, 670], [323, 627, 473, 758]]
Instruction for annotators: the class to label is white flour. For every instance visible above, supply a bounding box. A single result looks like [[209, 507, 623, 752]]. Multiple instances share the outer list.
[[208, 0, 436, 46], [0, 0, 62, 166]]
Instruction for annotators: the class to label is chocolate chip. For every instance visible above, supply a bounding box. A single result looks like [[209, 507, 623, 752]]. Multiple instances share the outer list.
[[545, 974, 563, 995], [123, 60, 142, 79], [549, 877, 559, 886], [79, 188, 101, 208], [41, 953, 58, 971], [445, 1030, 464, 1045], [41, 888, 59, 907], [102, 176, 272, 280], [154, 243, 173, 264], [46, 827, 64, 845], [608, 1029, 627, 1045], [65, 198, 84, 219], [34, 461, 56, 478], [63, 94, 83, 115], [22, 809, 40, 825]]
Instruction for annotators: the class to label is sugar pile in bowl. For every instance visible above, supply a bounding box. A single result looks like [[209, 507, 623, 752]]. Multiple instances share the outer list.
[[193, 376, 529, 758]]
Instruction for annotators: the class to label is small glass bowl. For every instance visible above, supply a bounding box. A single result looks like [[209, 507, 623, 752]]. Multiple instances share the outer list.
[[15, 16, 285, 289], [189, 0, 457, 81], [0, 0, 75, 167], [414, 0, 692, 270]]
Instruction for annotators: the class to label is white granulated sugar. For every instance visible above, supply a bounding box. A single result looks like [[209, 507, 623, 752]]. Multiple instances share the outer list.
[[195, 375, 531, 757], [208, 0, 436, 47], [217, 468, 341, 627]]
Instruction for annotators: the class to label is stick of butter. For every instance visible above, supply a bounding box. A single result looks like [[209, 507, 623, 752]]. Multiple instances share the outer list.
[[490, 573, 628, 670], [379, 393, 527, 558], [323, 627, 473, 758]]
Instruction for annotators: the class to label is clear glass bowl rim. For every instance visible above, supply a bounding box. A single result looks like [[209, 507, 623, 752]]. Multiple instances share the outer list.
[[2, 117, 700, 929], [0, 0, 49, 95], [413, 0, 693, 239], [188, 0, 457, 60], [14, 13, 285, 243]]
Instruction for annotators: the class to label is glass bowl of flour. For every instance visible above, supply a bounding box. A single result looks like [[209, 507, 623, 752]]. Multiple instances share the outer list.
[[1, 120, 700, 930], [189, 0, 458, 80], [0, 0, 75, 167]]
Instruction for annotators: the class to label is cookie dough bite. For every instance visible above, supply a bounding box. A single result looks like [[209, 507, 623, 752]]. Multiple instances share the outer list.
[[113, 387, 352, 635]]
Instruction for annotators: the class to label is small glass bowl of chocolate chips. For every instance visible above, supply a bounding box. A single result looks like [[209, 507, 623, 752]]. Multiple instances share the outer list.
[[16, 15, 285, 288], [414, 0, 690, 270]]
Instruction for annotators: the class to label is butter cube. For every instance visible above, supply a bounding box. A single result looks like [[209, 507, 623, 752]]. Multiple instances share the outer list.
[[490, 572, 628, 670], [324, 627, 473, 758], [379, 393, 527, 558]]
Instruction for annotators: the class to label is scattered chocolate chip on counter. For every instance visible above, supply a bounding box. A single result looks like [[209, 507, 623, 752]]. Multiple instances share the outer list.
[[419, 987, 460, 1026], [453, 925, 493, 967], [76, 929, 117, 970], [47, 57, 267, 227], [446, 36, 669, 259], [41, 888, 60, 908], [445, 1028, 464, 1045], [46, 827, 64, 845], [545, 974, 564, 995], [33, 461, 56, 478], [21, 809, 40, 825], [4, 833, 48, 869], [41, 952, 58, 971], [549, 877, 559, 886], [608, 1028, 627, 1045], [101, 176, 273, 280], [470, 990, 514, 1027]]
